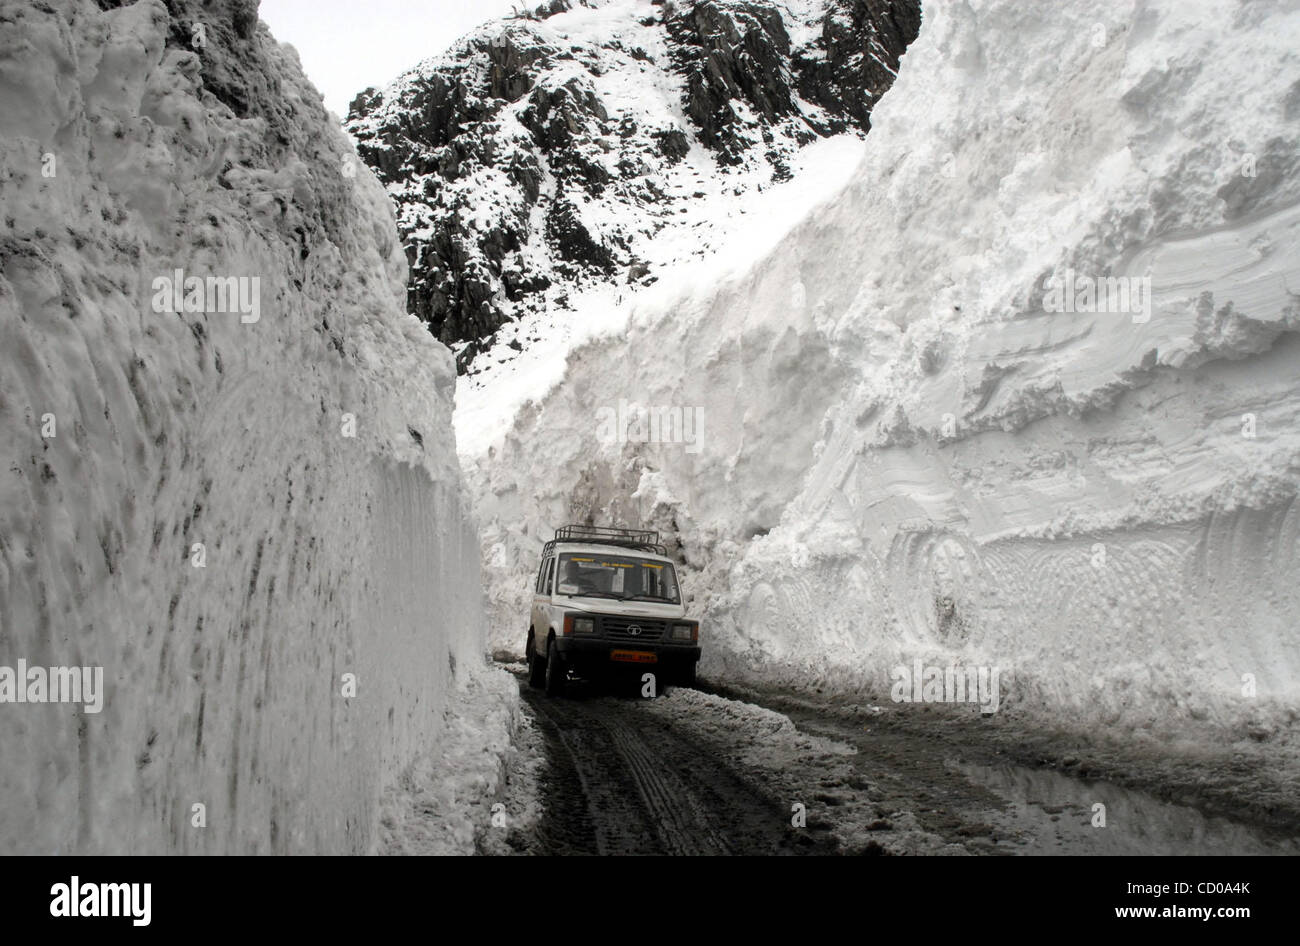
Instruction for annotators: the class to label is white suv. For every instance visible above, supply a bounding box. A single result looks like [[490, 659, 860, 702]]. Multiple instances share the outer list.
[[525, 525, 701, 696]]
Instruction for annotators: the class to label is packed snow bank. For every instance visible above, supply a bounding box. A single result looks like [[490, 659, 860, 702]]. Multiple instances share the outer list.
[[466, 0, 1300, 742], [375, 668, 532, 855], [0, 0, 496, 854], [454, 133, 870, 457]]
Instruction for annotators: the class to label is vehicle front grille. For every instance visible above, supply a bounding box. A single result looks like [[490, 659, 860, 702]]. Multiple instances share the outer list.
[[601, 618, 667, 642]]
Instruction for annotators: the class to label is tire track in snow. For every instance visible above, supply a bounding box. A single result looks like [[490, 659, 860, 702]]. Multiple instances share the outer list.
[[594, 709, 731, 855], [527, 693, 665, 855], [521, 680, 827, 855]]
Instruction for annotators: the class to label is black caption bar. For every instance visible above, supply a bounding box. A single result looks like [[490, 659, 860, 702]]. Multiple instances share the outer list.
[[3, 855, 1286, 935]]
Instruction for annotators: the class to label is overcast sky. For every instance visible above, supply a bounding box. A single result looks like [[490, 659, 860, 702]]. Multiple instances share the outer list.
[[260, 0, 522, 117]]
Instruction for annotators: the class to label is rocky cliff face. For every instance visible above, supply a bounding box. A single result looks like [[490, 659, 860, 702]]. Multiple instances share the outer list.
[[346, 0, 920, 371]]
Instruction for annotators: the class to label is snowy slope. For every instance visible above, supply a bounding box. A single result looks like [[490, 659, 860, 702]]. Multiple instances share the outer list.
[[0, 0, 495, 854], [467, 0, 1300, 742], [346, 0, 919, 373]]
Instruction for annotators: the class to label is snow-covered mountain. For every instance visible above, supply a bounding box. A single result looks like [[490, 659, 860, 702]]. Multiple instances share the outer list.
[[467, 0, 1300, 743], [345, 0, 920, 372], [6, 0, 1296, 857], [0, 0, 497, 854]]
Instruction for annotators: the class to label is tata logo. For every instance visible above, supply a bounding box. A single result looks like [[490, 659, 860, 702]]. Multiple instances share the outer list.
[[626, 625, 642, 636]]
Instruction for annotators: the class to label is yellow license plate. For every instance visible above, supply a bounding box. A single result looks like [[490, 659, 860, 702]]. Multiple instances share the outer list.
[[610, 650, 657, 664]]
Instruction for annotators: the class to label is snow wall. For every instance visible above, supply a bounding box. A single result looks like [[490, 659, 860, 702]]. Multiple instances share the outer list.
[[0, 0, 484, 853], [469, 0, 1300, 741]]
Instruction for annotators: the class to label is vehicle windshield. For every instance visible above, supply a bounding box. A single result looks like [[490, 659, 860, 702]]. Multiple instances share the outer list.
[[556, 553, 680, 604]]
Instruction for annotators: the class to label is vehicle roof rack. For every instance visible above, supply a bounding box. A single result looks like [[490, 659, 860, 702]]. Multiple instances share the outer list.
[[542, 524, 666, 557]]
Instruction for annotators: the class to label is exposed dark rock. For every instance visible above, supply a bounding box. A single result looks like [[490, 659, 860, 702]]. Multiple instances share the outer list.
[[793, 0, 923, 131], [653, 127, 692, 161], [546, 199, 615, 273], [667, 1, 797, 164], [346, 0, 921, 373]]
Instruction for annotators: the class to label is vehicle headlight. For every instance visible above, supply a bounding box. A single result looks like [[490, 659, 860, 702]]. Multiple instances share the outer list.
[[563, 615, 595, 635], [671, 623, 695, 641]]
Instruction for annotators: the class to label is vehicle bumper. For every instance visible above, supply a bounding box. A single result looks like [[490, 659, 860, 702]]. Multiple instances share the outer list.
[[553, 636, 700, 676]]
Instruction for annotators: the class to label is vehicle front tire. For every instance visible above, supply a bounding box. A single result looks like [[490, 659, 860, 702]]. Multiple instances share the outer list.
[[679, 663, 697, 689], [527, 634, 546, 689], [544, 639, 566, 697]]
